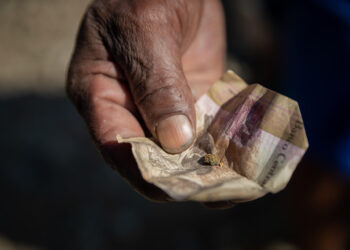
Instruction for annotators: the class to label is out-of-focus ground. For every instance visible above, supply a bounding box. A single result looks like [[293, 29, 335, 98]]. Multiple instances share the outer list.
[[0, 0, 279, 96], [0, 0, 348, 249], [0, 0, 90, 96]]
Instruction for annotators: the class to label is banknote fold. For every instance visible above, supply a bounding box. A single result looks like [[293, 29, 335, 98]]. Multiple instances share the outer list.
[[117, 70, 308, 202]]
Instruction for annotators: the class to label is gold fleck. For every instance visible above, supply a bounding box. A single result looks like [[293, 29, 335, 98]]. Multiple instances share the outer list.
[[203, 154, 223, 167]]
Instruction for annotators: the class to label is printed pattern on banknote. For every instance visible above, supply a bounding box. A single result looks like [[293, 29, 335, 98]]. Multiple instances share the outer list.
[[117, 70, 309, 202]]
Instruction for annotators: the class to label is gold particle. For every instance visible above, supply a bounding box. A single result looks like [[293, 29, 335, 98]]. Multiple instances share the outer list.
[[203, 154, 223, 167]]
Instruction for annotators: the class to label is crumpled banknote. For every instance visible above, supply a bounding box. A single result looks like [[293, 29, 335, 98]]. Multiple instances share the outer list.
[[117, 70, 308, 202]]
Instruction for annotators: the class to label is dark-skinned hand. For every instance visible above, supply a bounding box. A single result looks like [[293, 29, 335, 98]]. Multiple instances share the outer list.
[[67, 0, 229, 205]]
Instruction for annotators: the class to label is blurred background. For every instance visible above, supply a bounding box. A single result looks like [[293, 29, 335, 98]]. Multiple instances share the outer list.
[[0, 0, 349, 249]]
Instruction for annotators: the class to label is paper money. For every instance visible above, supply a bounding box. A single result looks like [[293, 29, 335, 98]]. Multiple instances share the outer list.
[[117, 70, 308, 202]]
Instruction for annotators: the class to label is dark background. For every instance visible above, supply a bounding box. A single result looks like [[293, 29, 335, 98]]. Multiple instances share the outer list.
[[0, 0, 349, 249], [0, 95, 297, 250]]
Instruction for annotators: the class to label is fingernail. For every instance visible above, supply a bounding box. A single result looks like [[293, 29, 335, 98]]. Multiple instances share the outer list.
[[157, 115, 194, 154]]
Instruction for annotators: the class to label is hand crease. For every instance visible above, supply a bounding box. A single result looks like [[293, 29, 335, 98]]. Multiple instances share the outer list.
[[136, 84, 176, 106]]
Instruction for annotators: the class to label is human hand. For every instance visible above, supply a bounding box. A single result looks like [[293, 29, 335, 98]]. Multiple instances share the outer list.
[[67, 0, 225, 201]]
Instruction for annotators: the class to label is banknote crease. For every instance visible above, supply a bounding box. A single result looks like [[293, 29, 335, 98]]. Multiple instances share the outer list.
[[117, 70, 308, 202]]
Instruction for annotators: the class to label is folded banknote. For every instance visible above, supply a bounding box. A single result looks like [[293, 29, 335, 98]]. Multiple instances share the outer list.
[[117, 70, 308, 202]]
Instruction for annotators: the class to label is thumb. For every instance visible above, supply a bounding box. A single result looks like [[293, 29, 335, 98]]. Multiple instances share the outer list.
[[106, 7, 197, 154], [129, 48, 196, 154], [132, 60, 196, 154]]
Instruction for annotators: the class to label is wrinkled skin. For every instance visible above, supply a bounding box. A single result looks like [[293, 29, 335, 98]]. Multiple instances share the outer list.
[[67, 0, 229, 206]]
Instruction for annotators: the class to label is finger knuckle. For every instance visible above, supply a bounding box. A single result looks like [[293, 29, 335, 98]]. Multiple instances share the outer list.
[[135, 77, 191, 122]]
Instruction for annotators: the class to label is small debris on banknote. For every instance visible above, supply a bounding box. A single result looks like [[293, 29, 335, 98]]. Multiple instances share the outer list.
[[203, 154, 223, 167], [116, 70, 309, 202]]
